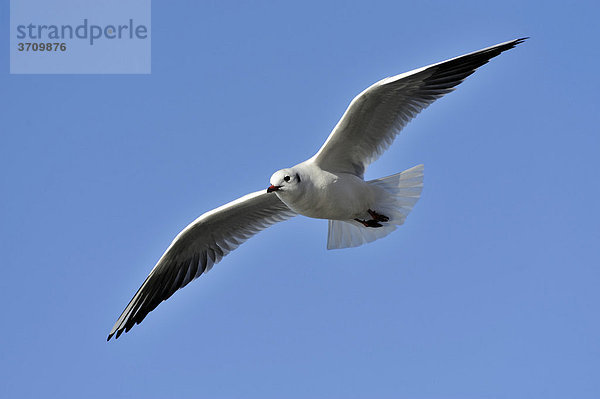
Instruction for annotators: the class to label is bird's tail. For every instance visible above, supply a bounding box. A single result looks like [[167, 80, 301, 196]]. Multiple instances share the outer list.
[[326, 164, 424, 250]]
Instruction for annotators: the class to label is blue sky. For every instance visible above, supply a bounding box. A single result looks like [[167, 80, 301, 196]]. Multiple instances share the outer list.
[[2, 1, 599, 398]]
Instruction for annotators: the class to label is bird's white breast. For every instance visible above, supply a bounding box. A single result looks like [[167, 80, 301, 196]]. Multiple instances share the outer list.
[[276, 162, 374, 220]]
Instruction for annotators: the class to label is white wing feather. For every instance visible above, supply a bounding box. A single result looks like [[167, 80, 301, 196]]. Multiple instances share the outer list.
[[108, 190, 295, 340], [312, 38, 526, 177]]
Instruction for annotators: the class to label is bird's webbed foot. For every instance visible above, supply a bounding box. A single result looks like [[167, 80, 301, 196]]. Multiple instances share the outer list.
[[354, 209, 390, 228], [354, 218, 383, 228]]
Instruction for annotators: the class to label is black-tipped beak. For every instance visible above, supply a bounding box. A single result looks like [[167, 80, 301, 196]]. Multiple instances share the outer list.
[[267, 185, 281, 193]]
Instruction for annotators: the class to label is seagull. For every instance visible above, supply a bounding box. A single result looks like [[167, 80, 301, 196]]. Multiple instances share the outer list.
[[107, 38, 526, 340]]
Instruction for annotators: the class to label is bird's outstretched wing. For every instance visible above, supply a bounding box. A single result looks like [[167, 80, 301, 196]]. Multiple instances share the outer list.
[[107, 190, 295, 340], [311, 38, 527, 177]]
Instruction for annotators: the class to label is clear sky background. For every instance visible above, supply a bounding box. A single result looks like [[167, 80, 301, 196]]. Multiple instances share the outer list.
[[2, 1, 599, 398]]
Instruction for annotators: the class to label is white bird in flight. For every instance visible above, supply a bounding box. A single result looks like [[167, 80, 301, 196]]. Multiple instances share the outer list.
[[108, 38, 526, 340]]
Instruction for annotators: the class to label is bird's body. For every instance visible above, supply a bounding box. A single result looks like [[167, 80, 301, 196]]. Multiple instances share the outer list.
[[271, 161, 375, 220], [108, 38, 527, 340]]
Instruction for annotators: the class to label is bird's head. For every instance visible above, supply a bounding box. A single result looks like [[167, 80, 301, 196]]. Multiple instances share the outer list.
[[267, 168, 302, 194]]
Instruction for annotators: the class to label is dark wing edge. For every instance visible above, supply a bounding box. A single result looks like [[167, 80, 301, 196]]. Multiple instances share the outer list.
[[107, 190, 295, 341], [312, 38, 528, 177]]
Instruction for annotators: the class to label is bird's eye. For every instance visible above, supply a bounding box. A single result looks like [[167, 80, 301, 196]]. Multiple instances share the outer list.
[[284, 175, 290, 182]]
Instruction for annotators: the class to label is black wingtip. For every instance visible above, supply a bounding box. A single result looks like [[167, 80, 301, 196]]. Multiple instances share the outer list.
[[504, 37, 528, 49], [107, 328, 123, 341], [477, 37, 528, 60], [495, 37, 528, 53]]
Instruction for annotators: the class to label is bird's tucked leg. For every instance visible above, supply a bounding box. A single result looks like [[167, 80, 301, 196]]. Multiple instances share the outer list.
[[354, 209, 390, 228], [354, 218, 383, 228], [368, 209, 389, 222]]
